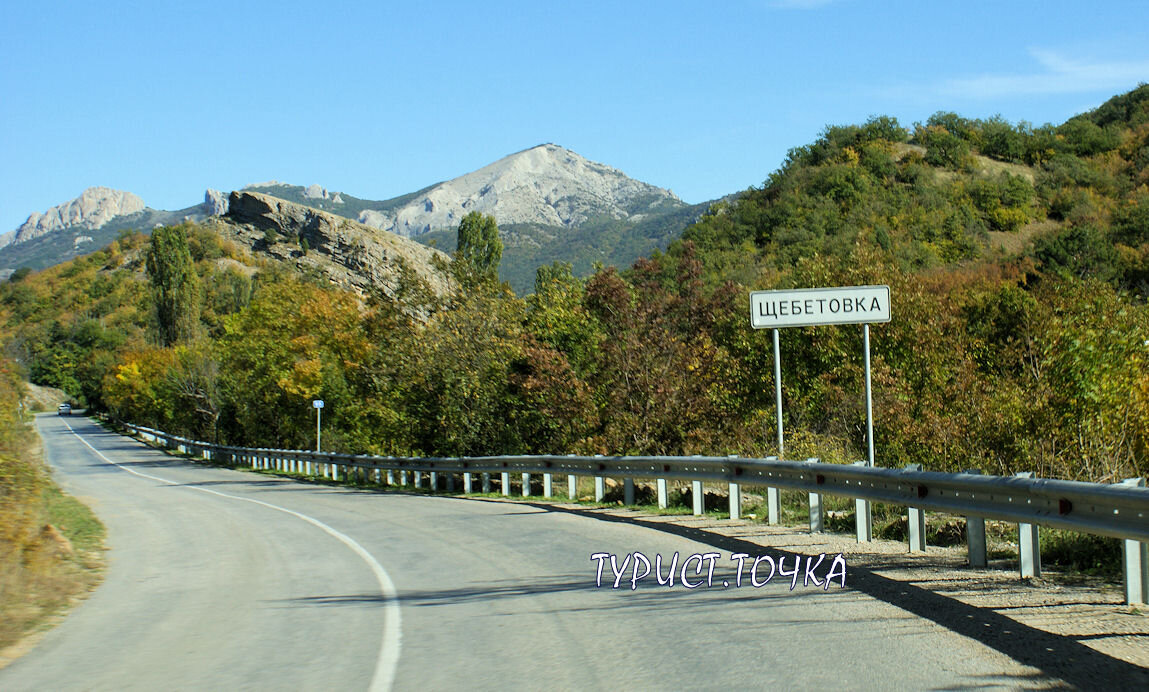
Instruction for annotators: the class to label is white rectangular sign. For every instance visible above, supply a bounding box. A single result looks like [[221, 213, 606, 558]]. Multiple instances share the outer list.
[[750, 285, 891, 329]]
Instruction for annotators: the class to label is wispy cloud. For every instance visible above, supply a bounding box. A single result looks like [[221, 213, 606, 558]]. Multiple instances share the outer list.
[[940, 48, 1149, 99]]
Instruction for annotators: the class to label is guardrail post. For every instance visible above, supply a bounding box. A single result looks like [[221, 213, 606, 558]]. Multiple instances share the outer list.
[[331, 459, 339, 482], [543, 473, 552, 498], [728, 455, 741, 520], [624, 478, 635, 505], [593, 455, 605, 502], [807, 458, 823, 533], [905, 464, 926, 552], [692, 480, 703, 516], [568, 474, 577, 500], [497, 472, 507, 496], [768, 486, 781, 525], [657, 479, 668, 509], [399, 470, 407, 486], [1014, 472, 1040, 578], [463, 472, 472, 493], [1121, 478, 1148, 605], [853, 461, 872, 542], [908, 507, 926, 552], [964, 469, 987, 568], [522, 472, 531, 497], [414, 471, 423, 489], [429, 471, 438, 491], [482, 473, 491, 493]]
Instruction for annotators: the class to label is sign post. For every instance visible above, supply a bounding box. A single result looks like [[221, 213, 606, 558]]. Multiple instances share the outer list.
[[750, 285, 890, 541], [313, 399, 324, 453], [769, 328, 782, 524]]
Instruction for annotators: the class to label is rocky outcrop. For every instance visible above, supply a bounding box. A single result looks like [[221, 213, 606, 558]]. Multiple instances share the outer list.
[[7, 187, 145, 247], [219, 191, 451, 298], [204, 189, 230, 216], [356, 144, 683, 237], [357, 209, 390, 227]]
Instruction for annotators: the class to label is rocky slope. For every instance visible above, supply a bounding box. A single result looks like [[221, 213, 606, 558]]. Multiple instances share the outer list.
[[211, 191, 451, 299], [354, 143, 684, 237]]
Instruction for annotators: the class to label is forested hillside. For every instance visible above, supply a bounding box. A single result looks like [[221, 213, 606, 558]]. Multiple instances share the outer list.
[[2, 87, 1146, 483]]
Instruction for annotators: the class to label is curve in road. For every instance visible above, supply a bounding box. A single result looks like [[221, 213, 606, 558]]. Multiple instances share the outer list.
[[2, 415, 1070, 690]]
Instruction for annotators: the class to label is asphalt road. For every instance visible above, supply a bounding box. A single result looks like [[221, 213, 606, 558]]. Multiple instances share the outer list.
[[1, 415, 1061, 690]]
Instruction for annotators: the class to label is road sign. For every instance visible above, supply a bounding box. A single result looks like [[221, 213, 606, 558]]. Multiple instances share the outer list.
[[748, 285, 893, 540], [749, 285, 890, 329], [313, 400, 324, 409]]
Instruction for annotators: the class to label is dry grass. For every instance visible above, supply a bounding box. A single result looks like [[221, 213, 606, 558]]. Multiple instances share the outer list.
[[0, 405, 106, 666], [986, 219, 1061, 257]]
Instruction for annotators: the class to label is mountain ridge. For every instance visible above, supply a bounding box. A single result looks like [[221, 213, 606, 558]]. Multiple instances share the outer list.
[[1, 144, 700, 291]]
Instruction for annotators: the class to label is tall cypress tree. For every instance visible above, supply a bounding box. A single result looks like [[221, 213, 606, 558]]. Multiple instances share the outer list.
[[146, 224, 200, 346]]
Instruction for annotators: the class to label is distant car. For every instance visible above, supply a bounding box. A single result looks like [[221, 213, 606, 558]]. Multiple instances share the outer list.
[[57, 403, 71, 416]]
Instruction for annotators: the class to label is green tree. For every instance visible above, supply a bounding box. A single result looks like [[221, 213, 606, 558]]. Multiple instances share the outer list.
[[525, 262, 600, 376], [454, 212, 503, 286], [215, 277, 374, 450], [399, 284, 525, 456], [146, 224, 201, 347]]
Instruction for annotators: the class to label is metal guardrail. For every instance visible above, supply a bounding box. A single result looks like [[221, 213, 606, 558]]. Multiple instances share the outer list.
[[119, 422, 1149, 604]]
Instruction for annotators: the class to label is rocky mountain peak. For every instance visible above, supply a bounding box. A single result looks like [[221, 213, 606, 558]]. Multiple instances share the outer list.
[[357, 143, 683, 237], [4, 187, 146, 249]]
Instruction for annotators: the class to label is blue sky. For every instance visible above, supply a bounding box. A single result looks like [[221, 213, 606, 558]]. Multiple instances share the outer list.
[[2, 1, 1148, 232]]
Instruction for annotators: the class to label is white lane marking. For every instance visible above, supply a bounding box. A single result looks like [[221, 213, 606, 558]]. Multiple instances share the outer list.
[[61, 418, 402, 691]]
